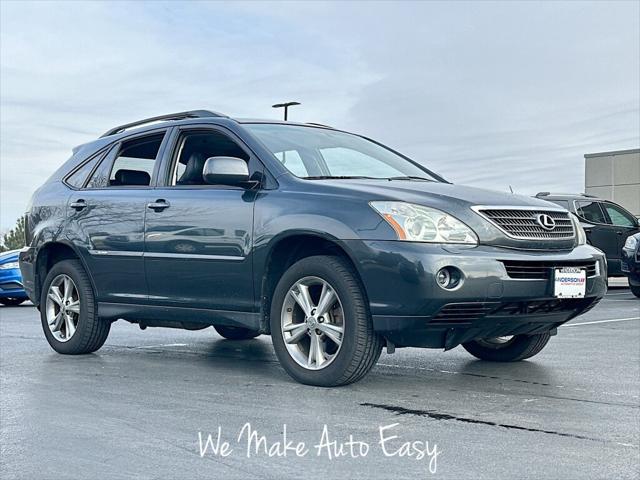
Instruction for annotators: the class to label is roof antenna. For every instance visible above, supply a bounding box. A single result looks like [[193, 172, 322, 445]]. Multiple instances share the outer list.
[[509, 185, 514, 194]]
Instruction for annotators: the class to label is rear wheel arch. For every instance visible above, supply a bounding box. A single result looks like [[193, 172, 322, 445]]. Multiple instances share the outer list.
[[259, 232, 366, 334], [34, 242, 94, 307]]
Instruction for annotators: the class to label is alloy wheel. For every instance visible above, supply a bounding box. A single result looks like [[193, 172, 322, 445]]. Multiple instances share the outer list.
[[281, 276, 345, 370], [45, 274, 80, 342]]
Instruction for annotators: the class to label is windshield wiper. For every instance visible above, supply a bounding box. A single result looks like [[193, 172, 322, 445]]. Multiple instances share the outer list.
[[386, 176, 434, 182], [304, 175, 379, 180]]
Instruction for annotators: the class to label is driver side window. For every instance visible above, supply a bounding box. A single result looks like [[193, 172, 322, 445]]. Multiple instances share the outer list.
[[603, 203, 637, 227], [171, 130, 249, 186]]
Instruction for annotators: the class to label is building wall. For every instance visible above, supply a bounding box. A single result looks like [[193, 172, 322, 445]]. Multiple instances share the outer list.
[[585, 148, 640, 216]]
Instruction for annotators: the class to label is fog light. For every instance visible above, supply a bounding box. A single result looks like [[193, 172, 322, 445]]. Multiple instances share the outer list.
[[435, 267, 463, 290], [436, 268, 450, 287]]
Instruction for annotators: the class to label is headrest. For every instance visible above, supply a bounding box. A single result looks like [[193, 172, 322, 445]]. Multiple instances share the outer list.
[[114, 169, 150, 186]]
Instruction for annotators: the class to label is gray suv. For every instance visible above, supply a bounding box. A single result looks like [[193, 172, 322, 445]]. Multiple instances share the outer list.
[[19, 110, 607, 386]]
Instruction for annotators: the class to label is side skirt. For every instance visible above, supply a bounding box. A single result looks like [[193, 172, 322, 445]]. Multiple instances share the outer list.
[[98, 302, 262, 331]]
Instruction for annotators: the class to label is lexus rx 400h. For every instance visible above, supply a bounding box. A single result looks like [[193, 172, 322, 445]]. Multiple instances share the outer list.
[[20, 110, 607, 386]]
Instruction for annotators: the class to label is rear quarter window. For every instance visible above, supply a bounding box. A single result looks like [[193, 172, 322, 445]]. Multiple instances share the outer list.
[[64, 150, 107, 189]]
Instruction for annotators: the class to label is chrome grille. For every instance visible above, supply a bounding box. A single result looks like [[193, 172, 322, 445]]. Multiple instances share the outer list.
[[474, 207, 574, 240]]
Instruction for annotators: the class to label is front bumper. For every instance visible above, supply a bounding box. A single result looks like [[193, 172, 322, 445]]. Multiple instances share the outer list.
[[621, 247, 640, 285], [345, 241, 607, 349], [0, 267, 28, 299]]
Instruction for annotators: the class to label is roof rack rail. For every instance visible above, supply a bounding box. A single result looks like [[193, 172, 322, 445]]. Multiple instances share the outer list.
[[306, 122, 333, 128], [536, 191, 599, 198], [100, 110, 227, 137]]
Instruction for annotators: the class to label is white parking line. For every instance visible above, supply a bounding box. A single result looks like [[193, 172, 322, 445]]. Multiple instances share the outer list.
[[562, 317, 640, 327]]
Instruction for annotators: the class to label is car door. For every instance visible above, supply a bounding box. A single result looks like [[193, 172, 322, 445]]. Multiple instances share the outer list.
[[143, 125, 260, 311], [66, 129, 169, 303], [575, 200, 619, 258], [601, 202, 640, 263]]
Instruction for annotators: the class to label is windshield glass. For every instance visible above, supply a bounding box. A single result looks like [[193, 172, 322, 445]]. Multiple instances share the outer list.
[[245, 123, 440, 181]]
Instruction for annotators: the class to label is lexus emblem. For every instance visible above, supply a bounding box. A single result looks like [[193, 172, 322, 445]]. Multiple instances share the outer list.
[[535, 213, 556, 230]]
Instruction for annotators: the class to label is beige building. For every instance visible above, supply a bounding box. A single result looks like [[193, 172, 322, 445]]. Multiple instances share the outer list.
[[585, 148, 640, 217]]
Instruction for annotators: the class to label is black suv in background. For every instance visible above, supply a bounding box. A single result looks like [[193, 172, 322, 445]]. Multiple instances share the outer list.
[[536, 193, 640, 277], [20, 110, 607, 386]]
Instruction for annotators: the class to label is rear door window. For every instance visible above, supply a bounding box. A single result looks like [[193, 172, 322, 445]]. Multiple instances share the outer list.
[[109, 133, 165, 186], [576, 201, 608, 224]]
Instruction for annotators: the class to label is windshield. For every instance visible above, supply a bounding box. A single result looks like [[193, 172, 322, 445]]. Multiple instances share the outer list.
[[245, 123, 441, 181]]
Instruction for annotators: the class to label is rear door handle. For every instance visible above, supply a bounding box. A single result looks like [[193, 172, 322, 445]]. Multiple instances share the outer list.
[[70, 199, 87, 211], [147, 200, 170, 211]]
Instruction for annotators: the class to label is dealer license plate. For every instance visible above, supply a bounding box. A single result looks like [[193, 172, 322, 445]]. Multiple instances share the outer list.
[[553, 267, 586, 298]]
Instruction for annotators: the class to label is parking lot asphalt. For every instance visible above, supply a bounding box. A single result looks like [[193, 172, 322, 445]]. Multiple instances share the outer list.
[[1, 289, 638, 480]]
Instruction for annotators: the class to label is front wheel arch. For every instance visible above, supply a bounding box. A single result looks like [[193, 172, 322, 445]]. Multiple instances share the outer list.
[[259, 232, 366, 334]]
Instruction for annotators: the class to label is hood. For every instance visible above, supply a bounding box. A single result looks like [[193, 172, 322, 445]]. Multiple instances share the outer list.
[[318, 179, 552, 209], [307, 179, 575, 250]]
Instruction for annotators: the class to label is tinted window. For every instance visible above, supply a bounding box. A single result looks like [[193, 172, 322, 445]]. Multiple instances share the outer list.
[[86, 148, 116, 189], [603, 203, 637, 227], [171, 130, 248, 186], [65, 151, 105, 188], [109, 133, 165, 187], [576, 201, 607, 223]]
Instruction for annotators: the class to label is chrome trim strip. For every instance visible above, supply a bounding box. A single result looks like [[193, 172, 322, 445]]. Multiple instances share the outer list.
[[471, 205, 575, 241], [472, 204, 569, 212], [89, 250, 143, 257], [144, 252, 244, 261], [88, 250, 244, 261]]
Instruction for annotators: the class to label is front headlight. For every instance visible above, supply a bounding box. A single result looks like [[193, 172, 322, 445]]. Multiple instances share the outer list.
[[569, 213, 587, 246], [624, 235, 638, 250], [370, 201, 478, 244], [0, 261, 19, 270]]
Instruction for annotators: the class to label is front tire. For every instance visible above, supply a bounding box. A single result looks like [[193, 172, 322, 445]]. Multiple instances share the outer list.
[[214, 325, 260, 340], [630, 284, 640, 298], [463, 333, 551, 362], [270, 255, 382, 387], [0, 297, 26, 306], [40, 259, 110, 354]]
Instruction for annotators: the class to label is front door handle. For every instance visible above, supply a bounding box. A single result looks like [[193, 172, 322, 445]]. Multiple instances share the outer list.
[[70, 199, 87, 211], [147, 200, 170, 211]]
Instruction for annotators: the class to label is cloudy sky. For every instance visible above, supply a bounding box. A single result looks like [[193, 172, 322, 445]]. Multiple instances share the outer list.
[[1, 0, 638, 231]]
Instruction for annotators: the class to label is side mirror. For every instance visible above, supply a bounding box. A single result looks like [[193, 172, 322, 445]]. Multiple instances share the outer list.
[[202, 157, 250, 187]]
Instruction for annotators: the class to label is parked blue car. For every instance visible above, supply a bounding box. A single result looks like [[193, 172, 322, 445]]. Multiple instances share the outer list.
[[0, 249, 28, 306]]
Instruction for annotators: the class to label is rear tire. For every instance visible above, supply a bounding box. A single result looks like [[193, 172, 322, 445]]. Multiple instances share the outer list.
[[214, 325, 260, 340], [631, 284, 640, 298], [40, 259, 110, 354], [270, 255, 382, 387], [0, 298, 26, 306], [463, 332, 551, 362]]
